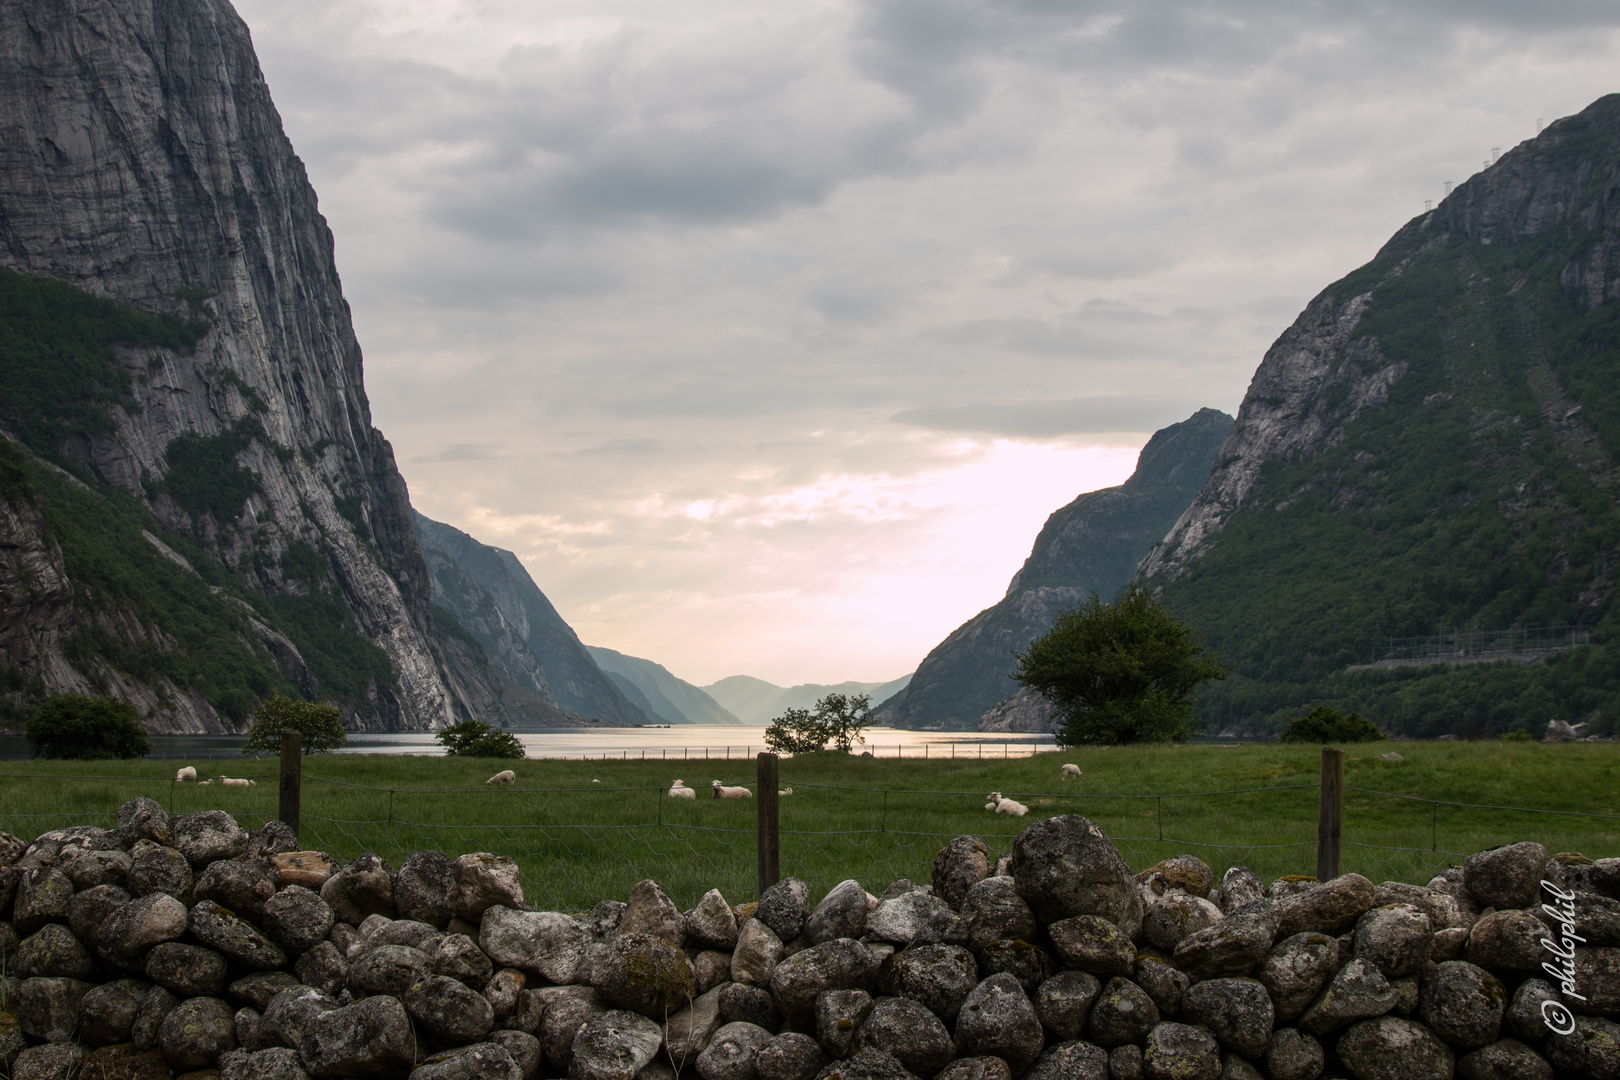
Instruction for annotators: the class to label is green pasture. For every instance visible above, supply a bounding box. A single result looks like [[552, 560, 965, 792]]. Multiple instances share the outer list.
[[2, 741, 1615, 912]]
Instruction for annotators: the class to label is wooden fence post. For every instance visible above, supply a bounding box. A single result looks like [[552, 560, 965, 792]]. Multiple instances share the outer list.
[[280, 730, 302, 843], [1317, 747, 1344, 881], [757, 752, 780, 897]]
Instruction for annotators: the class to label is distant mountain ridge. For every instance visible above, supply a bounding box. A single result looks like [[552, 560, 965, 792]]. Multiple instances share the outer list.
[[586, 647, 742, 725], [703, 674, 913, 725], [872, 408, 1233, 732]]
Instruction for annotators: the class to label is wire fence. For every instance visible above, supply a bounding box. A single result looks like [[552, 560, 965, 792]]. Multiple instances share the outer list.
[[0, 770, 1613, 913]]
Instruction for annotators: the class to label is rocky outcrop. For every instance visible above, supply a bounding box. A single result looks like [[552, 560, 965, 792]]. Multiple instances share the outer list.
[[872, 409, 1232, 732]]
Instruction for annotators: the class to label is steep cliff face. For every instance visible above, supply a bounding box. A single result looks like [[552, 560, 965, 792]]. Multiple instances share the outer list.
[[1136, 94, 1620, 737], [0, 0, 460, 730], [412, 513, 650, 726], [872, 409, 1233, 732]]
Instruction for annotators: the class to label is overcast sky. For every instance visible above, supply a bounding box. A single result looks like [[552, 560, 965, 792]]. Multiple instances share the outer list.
[[235, 0, 1620, 688]]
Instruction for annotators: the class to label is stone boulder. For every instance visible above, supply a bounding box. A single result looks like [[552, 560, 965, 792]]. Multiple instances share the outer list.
[[1087, 976, 1160, 1048], [319, 854, 395, 925], [1182, 977, 1274, 1059], [1336, 1016, 1455, 1080], [1353, 904, 1432, 980], [769, 938, 879, 1027], [1142, 1022, 1220, 1080], [815, 989, 873, 1058], [687, 889, 740, 951], [868, 888, 963, 949], [1254, 932, 1338, 1023], [171, 811, 248, 867], [1033, 969, 1102, 1041], [1011, 816, 1144, 937], [958, 877, 1036, 953], [1049, 914, 1137, 978], [756, 1032, 828, 1080], [194, 859, 277, 922], [1172, 901, 1279, 979], [731, 916, 785, 986], [933, 837, 993, 911], [806, 880, 872, 945], [591, 932, 694, 1018], [856, 996, 954, 1077], [299, 995, 417, 1078], [695, 1020, 774, 1080], [890, 943, 980, 1025], [394, 850, 455, 928], [481, 907, 591, 984], [1463, 842, 1548, 910], [1272, 874, 1375, 938], [1143, 893, 1224, 951], [158, 996, 237, 1070], [190, 900, 288, 969], [953, 973, 1044, 1073], [756, 877, 810, 942]]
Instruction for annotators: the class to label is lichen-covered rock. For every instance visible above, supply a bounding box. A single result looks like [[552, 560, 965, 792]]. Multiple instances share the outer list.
[[977, 939, 1054, 994], [346, 943, 432, 998], [245, 820, 299, 862], [717, 981, 780, 1032], [294, 940, 347, 995], [937, 1057, 1013, 1080], [131, 985, 180, 1051], [488, 1030, 541, 1080], [413, 1042, 522, 1080], [1023, 1040, 1109, 1080], [318, 853, 395, 925], [65, 848, 131, 891], [299, 994, 416, 1078], [1143, 893, 1224, 951], [1110, 1044, 1144, 1080], [1011, 816, 1144, 938], [1034, 969, 1102, 1040], [608, 879, 683, 948], [1418, 960, 1505, 1048], [434, 932, 494, 987], [1536, 889, 1620, 947], [189, 900, 288, 969], [812, 1045, 917, 1080], [1263, 1028, 1323, 1080], [1273, 874, 1375, 938], [1431, 925, 1469, 962], [145, 941, 229, 997], [891, 943, 979, 1026], [1456, 1038, 1553, 1080], [1137, 855, 1216, 901], [271, 851, 336, 890], [1373, 881, 1461, 931], [127, 842, 193, 901], [1087, 976, 1160, 1048], [806, 880, 873, 945], [82, 1044, 179, 1080], [756, 1032, 829, 1080], [194, 859, 277, 924], [481, 907, 592, 984], [13, 868, 73, 934], [171, 811, 249, 867], [99, 892, 190, 958], [158, 995, 237, 1069], [1141, 1022, 1220, 1080], [1173, 901, 1279, 979], [687, 889, 740, 951], [227, 970, 301, 1012], [868, 888, 963, 949], [933, 837, 992, 912], [16, 924, 93, 980], [1219, 1054, 1264, 1080], [1545, 1014, 1620, 1079], [958, 877, 1035, 954], [1298, 957, 1396, 1036], [68, 883, 129, 948], [591, 931, 694, 1019], [1501, 978, 1560, 1043], [484, 967, 527, 1021], [261, 885, 334, 957], [953, 973, 1044, 1073], [694, 1019, 774, 1080], [856, 996, 954, 1077], [1183, 977, 1274, 1059], [539, 987, 603, 1074], [1336, 1016, 1455, 1080], [731, 915, 784, 987], [447, 853, 524, 922], [1350, 903, 1431, 981], [757, 877, 811, 942], [9, 1043, 85, 1080], [219, 1046, 312, 1080], [815, 989, 874, 1058], [115, 797, 170, 847], [77, 977, 147, 1047], [1218, 867, 1266, 914], [1048, 914, 1137, 978], [770, 938, 879, 1027], [405, 972, 496, 1042], [1463, 842, 1547, 910], [664, 985, 726, 1067], [692, 948, 732, 993], [1133, 955, 1189, 1016], [392, 849, 454, 928], [1579, 946, 1620, 1014], [1466, 909, 1553, 973]]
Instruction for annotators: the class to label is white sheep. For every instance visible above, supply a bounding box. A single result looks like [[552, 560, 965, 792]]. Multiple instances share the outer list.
[[1061, 763, 1081, 779], [592, 779, 601, 784], [712, 780, 753, 799], [219, 777, 254, 787], [669, 779, 696, 799], [175, 766, 196, 782], [778, 788, 793, 796], [486, 770, 516, 785], [198, 779, 213, 786], [988, 792, 1028, 816]]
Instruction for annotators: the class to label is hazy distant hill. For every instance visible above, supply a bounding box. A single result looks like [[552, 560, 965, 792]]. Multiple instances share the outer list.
[[703, 674, 913, 725], [586, 647, 742, 725], [1137, 94, 1620, 738], [872, 409, 1233, 732]]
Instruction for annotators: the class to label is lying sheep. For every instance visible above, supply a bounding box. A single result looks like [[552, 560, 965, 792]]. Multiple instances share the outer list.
[[219, 777, 255, 787], [198, 779, 213, 786], [175, 766, 196, 782], [1061, 763, 1081, 779], [669, 779, 697, 799], [486, 770, 516, 785], [988, 792, 1028, 816], [712, 780, 753, 799], [778, 788, 793, 796]]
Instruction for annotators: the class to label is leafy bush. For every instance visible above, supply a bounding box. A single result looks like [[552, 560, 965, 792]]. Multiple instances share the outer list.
[[1499, 730, 1532, 742], [243, 696, 347, 755], [1280, 705, 1386, 744], [437, 720, 525, 759], [26, 695, 151, 759]]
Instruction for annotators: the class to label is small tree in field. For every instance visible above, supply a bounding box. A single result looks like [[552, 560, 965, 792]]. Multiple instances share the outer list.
[[243, 696, 347, 755], [437, 720, 525, 759], [1013, 587, 1225, 747], [1280, 706, 1385, 743], [26, 695, 151, 759], [764, 693, 872, 755]]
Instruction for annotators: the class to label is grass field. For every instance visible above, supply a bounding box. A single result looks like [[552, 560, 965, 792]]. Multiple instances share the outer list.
[[3, 741, 1615, 912]]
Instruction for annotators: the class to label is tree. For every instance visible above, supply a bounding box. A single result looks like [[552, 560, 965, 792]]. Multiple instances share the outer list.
[[243, 696, 347, 755], [764, 694, 872, 755], [437, 720, 525, 759], [1280, 706, 1386, 743], [25, 695, 151, 759], [1013, 587, 1226, 747]]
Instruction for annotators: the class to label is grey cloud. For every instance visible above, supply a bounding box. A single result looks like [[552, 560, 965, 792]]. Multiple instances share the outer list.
[[890, 395, 1218, 437]]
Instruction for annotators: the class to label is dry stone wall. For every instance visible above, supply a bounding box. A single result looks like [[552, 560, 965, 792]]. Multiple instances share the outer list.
[[0, 802, 1614, 1079]]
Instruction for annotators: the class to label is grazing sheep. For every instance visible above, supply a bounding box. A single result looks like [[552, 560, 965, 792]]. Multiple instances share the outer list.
[[220, 777, 255, 787], [175, 766, 196, 782], [988, 792, 1028, 816], [486, 770, 516, 785], [669, 779, 696, 799], [1061, 763, 1081, 779], [712, 780, 753, 799]]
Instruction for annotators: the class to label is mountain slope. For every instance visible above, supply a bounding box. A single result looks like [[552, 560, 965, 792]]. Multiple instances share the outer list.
[[0, 0, 520, 730], [873, 408, 1233, 732], [587, 647, 742, 725], [411, 512, 650, 726], [1136, 94, 1620, 738], [703, 674, 912, 726]]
